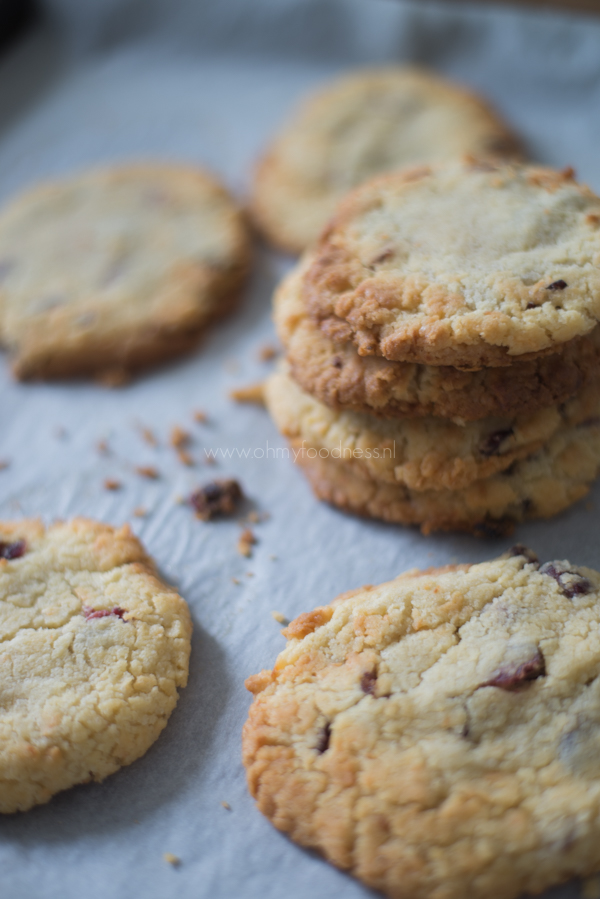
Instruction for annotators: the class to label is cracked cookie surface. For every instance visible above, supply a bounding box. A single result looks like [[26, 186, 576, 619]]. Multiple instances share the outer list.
[[244, 550, 600, 899], [251, 67, 520, 254], [276, 261, 600, 420], [0, 164, 251, 380], [0, 518, 192, 813], [266, 362, 592, 492], [303, 161, 600, 367]]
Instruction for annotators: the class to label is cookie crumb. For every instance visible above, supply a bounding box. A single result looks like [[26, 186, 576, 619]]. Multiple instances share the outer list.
[[171, 426, 190, 449], [97, 440, 109, 456], [135, 465, 159, 479], [271, 611, 288, 625], [193, 410, 208, 424], [269, 555, 278, 561], [163, 853, 181, 867], [190, 479, 243, 520], [104, 479, 121, 491], [246, 571, 254, 578], [582, 877, 600, 899], [238, 528, 257, 558], [177, 449, 194, 467], [0, 460, 10, 471], [140, 427, 158, 447], [229, 383, 265, 405], [232, 577, 241, 585], [258, 344, 278, 362], [133, 507, 147, 518], [221, 801, 231, 811]]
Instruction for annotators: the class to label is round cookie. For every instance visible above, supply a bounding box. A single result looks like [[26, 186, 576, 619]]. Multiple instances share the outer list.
[[0, 518, 192, 813], [295, 410, 600, 535], [266, 362, 581, 491], [276, 261, 600, 420], [303, 161, 600, 367], [244, 550, 600, 899], [251, 67, 521, 254], [0, 164, 251, 381]]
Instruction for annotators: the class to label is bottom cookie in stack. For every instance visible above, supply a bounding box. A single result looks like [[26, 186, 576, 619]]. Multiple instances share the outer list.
[[265, 365, 600, 535]]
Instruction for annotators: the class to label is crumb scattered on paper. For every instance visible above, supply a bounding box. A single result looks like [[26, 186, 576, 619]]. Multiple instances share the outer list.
[[133, 507, 147, 517], [135, 465, 160, 479], [271, 611, 288, 625], [0, 460, 10, 470], [193, 410, 208, 424], [258, 344, 277, 362], [229, 383, 265, 405], [104, 479, 121, 491], [171, 426, 190, 449], [97, 440, 109, 455], [190, 479, 243, 520], [232, 577, 241, 585], [140, 427, 158, 447], [163, 853, 181, 867], [238, 528, 257, 557], [221, 801, 231, 811]]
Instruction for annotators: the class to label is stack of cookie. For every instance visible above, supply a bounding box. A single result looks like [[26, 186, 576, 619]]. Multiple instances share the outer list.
[[265, 160, 600, 535]]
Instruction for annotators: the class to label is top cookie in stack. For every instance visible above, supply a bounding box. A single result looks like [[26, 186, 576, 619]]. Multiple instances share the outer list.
[[266, 159, 600, 535]]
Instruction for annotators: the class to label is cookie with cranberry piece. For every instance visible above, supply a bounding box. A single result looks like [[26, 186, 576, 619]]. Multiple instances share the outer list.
[[275, 261, 600, 421], [244, 550, 600, 899], [0, 518, 192, 813], [251, 67, 521, 253], [265, 362, 598, 493], [0, 164, 251, 380], [303, 161, 600, 367]]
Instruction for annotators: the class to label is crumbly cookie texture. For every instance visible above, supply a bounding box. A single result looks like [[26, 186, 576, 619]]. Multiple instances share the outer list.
[[265, 363, 596, 492], [0, 164, 251, 380], [275, 261, 600, 420], [244, 551, 600, 899], [251, 67, 521, 254], [303, 161, 600, 367], [295, 409, 600, 535], [0, 518, 192, 813]]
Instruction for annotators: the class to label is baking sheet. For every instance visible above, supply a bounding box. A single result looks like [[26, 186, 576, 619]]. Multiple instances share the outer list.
[[1, 1, 600, 896]]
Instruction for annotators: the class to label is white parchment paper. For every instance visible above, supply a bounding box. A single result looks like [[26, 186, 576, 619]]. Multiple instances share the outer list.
[[1, 2, 600, 896]]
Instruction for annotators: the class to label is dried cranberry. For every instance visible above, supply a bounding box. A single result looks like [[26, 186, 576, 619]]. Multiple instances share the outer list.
[[482, 648, 545, 691], [83, 605, 126, 621], [315, 722, 331, 754], [480, 429, 514, 457], [190, 479, 243, 520], [546, 280, 567, 291], [0, 540, 26, 560], [503, 545, 539, 566], [331, 356, 343, 369], [361, 671, 377, 696], [539, 561, 593, 598]]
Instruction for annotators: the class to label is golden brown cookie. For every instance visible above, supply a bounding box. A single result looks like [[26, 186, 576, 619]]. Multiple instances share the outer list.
[[252, 67, 521, 253], [0, 164, 251, 380], [0, 518, 192, 812], [303, 161, 600, 367], [276, 260, 600, 420], [244, 550, 600, 899]]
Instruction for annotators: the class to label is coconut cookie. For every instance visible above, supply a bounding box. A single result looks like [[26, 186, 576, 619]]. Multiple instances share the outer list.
[[0, 518, 192, 813], [276, 262, 600, 420], [266, 362, 589, 492], [251, 67, 520, 253], [0, 164, 251, 380], [303, 161, 600, 367], [244, 550, 600, 899]]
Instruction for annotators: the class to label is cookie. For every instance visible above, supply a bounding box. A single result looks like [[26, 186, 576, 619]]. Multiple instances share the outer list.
[[265, 362, 588, 492], [295, 410, 600, 534], [0, 164, 251, 380], [244, 550, 600, 899], [0, 518, 192, 813], [276, 260, 600, 420], [251, 67, 521, 254], [303, 161, 600, 367]]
